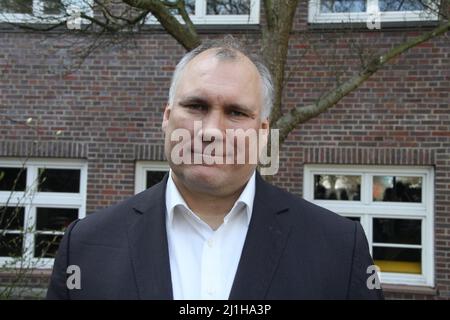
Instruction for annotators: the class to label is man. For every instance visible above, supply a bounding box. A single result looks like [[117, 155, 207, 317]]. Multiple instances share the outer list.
[[47, 37, 383, 300]]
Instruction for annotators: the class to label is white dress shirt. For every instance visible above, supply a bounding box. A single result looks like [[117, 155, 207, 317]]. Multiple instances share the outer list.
[[165, 170, 256, 300]]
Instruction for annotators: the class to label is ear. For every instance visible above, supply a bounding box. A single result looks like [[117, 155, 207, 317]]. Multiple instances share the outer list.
[[259, 117, 270, 150], [261, 117, 269, 131], [161, 105, 171, 133]]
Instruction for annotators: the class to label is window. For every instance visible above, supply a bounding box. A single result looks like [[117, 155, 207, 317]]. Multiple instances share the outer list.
[[304, 165, 434, 287], [0, 159, 87, 268], [0, 0, 92, 24], [308, 0, 439, 24], [135, 161, 169, 194], [145, 0, 260, 25]]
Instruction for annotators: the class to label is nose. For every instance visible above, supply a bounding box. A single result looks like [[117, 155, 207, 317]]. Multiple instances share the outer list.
[[197, 110, 225, 143]]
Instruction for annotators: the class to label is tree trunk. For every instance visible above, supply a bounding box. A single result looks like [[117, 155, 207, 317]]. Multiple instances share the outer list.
[[261, 0, 300, 126]]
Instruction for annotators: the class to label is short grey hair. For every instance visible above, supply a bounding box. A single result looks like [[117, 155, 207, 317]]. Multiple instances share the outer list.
[[168, 36, 274, 119]]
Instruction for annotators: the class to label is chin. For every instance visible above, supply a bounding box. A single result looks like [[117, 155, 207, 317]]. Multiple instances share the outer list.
[[182, 165, 228, 190], [188, 164, 223, 179]]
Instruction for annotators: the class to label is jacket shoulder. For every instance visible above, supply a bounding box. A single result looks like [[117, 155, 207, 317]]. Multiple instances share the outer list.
[[262, 180, 355, 233], [71, 181, 165, 246]]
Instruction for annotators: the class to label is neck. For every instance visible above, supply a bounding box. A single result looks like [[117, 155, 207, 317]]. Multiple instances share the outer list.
[[171, 174, 248, 230]]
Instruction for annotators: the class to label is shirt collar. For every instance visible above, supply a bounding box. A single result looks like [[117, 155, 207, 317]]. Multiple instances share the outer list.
[[165, 170, 256, 227]]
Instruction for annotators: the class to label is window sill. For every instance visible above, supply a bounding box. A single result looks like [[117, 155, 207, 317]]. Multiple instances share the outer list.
[[308, 20, 440, 31], [0, 268, 53, 277], [382, 284, 436, 296], [142, 23, 261, 33]]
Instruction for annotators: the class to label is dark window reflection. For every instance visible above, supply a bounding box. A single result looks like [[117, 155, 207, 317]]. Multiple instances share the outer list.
[[146, 171, 167, 189], [320, 0, 366, 13], [373, 247, 421, 274], [346, 216, 361, 223], [0, 233, 23, 257], [34, 234, 62, 258], [373, 176, 422, 202], [167, 0, 195, 15], [314, 174, 361, 201], [43, 0, 65, 15], [373, 247, 421, 263], [36, 208, 78, 231], [373, 218, 421, 245], [0, 167, 26, 191], [0, 0, 33, 14], [38, 168, 80, 193], [207, 0, 250, 15], [0, 207, 25, 230], [185, 0, 195, 14], [379, 0, 425, 11]]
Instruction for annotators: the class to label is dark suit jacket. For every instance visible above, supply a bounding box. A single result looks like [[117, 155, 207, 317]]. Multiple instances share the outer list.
[[47, 173, 383, 299]]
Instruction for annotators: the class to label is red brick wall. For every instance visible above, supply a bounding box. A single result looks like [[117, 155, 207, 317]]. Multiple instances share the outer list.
[[1, 3, 449, 299]]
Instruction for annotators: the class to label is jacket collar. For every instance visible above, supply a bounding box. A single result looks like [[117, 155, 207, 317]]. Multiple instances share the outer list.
[[127, 173, 173, 299], [165, 170, 256, 227]]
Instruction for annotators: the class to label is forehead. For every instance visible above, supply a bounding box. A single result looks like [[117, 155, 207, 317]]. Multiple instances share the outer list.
[[175, 49, 262, 106], [186, 48, 258, 74]]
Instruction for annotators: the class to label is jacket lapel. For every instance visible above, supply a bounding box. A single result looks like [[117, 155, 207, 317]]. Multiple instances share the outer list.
[[229, 173, 291, 299], [127, 174, 173, 300]]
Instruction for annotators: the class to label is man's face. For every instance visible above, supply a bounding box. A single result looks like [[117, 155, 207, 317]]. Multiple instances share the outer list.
[[162, 49, 269, 197]]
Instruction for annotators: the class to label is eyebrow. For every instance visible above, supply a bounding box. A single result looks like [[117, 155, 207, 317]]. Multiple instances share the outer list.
[[178, 95, 255, 116], [178, 96, 209, 107]]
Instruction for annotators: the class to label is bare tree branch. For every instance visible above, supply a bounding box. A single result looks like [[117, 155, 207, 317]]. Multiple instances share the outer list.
[[173, 0, 197, 38], [122, 0, 200, 50], [275, 19, 450, 144]]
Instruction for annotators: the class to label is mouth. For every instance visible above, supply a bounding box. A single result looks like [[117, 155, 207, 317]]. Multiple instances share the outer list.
[[190, 149, 235, 158], [189, 149, 235, 166]]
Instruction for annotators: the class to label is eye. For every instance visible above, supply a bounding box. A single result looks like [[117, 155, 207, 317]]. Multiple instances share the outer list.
[[185, 104, 207, 112], [229, 110, 247, 117]]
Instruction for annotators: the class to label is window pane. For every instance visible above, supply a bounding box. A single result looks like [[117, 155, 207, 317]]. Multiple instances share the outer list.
[[0, 207, 25, 230], [314, 174, 361, 200], [373, 176, 422, 202], [373, 218, 421, 245], [34, 234, 62, 258], [207, 0, 250, 15], [373, 247, 421, 274], [0, 233, 23, 257], [0, 0, 32, 14], [379, 0, 426, 11], [38, 168, 80, 193], [43, 0, 65, 15], [320, 0, 366, 13], [146, 171, 167, 189], [185, 0, 195, 14], [346, 216, 361, 222], [0, 167, 26, 191], [166, 0, 195, 15], [36, 208, 78, 231]]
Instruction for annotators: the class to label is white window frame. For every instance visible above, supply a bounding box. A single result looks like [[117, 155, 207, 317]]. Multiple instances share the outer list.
[[0, 158, 87, 269], [304, 165, 434, 287], [308, 0, 439, 24], [145, 0, 260, 25], [135, 161, 169, 194], [0, 0, 93, 24]]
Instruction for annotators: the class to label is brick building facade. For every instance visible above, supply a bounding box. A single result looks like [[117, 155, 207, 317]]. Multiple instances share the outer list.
[[0, 1, 449, 299]]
